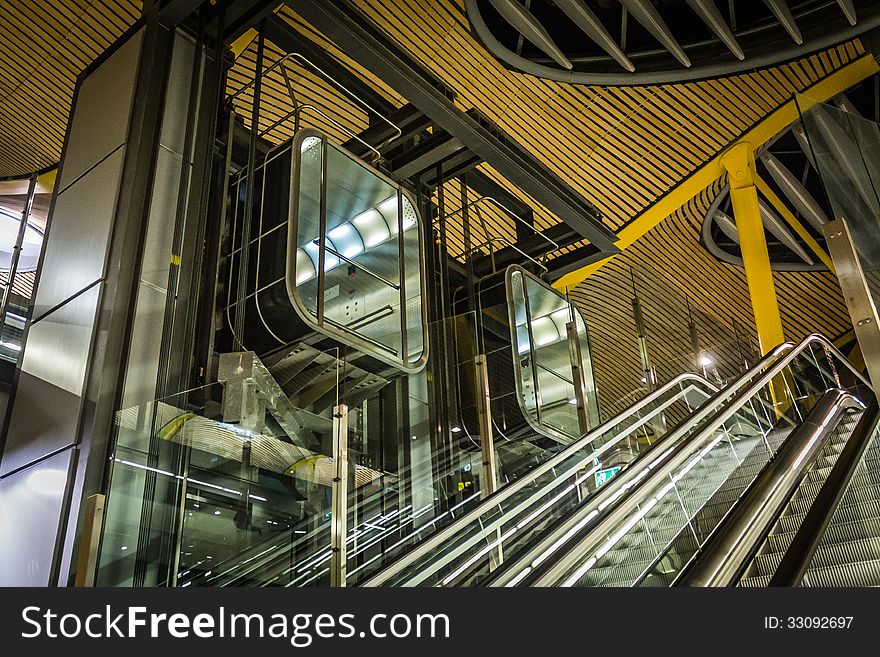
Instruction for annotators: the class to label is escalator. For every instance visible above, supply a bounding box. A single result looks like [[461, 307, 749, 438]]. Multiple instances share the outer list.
[[179, 369, 721, 586], [363, 339, 795, 586], [363, 333, 878, 588], [477, 334, 877, 588]]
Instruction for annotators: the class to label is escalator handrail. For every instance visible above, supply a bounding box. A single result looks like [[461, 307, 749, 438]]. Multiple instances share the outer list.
[[362, 371, 721, 586], [364, 344, 795, 586], [190, 374, 719, 588], [768, 395, 880, 586], [519, 333, 867, 587], [676, 389, 866, 587]]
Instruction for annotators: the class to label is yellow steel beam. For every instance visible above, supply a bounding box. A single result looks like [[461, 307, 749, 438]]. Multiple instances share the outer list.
[[230, 28, 258, 59], [754, 174, 836, 273], [552, 53, 880, 292], [722, 142, 786, 355]]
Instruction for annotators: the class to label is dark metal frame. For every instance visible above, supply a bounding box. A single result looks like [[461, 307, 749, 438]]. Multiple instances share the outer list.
[[287, 0, 618, 255]]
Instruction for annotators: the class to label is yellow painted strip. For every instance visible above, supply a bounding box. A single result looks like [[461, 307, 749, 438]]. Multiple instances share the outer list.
[[284, 454, 323, 477], [754, 175, 836, 273], [158, 413, 196, 441], [230, 28, 258, 60], [833, 328, 855, 348], [849, 341, 865, 372], [553, 54, 880, 292]]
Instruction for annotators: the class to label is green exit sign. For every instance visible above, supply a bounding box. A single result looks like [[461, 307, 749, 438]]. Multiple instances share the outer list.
[[595, 466, 621, 488]]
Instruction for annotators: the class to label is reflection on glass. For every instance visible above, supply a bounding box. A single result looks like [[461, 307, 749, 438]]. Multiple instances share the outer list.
[[507, 266, 594, 442], [797, 94, 880, 305], [291, 130, 426, 371], [0, 206, 45, 363]]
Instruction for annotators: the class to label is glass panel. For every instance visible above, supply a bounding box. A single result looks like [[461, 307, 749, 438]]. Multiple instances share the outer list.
[[534, 340, 870, 587], [797, 95, 880, 304], [97, 346, 343, 587], [289, 132, 426, 371], [146, 313, 483, 588], [0, 197, 47, 366], [507, 267, 592, 442]]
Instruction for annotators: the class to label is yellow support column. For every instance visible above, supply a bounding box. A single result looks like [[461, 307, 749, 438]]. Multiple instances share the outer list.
[[721, 142, 786, 355]]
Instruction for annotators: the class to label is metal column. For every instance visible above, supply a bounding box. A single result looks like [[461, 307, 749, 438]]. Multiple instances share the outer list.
[[721, 142, 786, 355], [330, 404, 349, 587], [474, 353, 502, 569], [824, 218, 880, 397], [566, 321, 591, 435]]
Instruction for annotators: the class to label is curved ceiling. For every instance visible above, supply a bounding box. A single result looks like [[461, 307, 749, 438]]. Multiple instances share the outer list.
[[465, 0, 880, 84], [0, 0, 864, 411], [0, 0, 141, 178]]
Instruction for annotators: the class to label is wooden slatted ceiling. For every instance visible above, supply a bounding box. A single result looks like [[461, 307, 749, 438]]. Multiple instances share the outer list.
[[347, 0, 863, 235], [243, 2, 858, 417], [0, 0, 142, 177], [571, 183, 852, 418]]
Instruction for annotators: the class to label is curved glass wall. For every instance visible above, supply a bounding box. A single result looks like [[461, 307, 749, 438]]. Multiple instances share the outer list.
[[224, 129, 427, 374], [506, 266, 597, 443]]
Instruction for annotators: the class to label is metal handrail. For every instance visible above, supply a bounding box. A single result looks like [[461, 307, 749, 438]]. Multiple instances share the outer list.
[[677, 389, 865, 587], [363, 370, 728, 586], [522, 333, 868, 587], [229, 52, 402, 146], [457, 236, 549, 274], [768, 396, 880, 586], [445, 196, 560, 258]]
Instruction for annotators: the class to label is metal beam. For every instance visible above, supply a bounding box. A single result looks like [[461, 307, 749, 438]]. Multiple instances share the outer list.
[[552, 54, 879, 291], [836, 0, 858, 26], [684, 0, 744, 60], [762, 0, 803, 45], [721, 142, 786, 355], [759, 150, 829, 231], [824, 218, 880, 397], [757, 197, 814, 265], [264, 15, 401, 118], [488, 0, 572, 70], [755, 174, 835, 272], [555, 0, 635, 72], [619, 0, 691, 67], [158, 0, 205, 26], [287, 0, 618, 254]]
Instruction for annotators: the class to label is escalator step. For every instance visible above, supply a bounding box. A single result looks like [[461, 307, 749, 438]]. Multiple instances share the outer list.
[[804, 536, 880, 571], [802, 559, 880, 587]]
